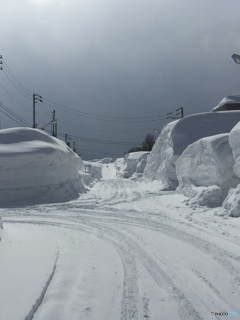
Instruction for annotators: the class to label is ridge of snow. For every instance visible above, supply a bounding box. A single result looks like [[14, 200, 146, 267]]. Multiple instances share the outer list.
[[212, 93, 240, 111], [0, 127, 88, 205]]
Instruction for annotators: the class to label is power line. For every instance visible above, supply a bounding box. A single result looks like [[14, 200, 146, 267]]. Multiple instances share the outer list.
[[2, 58, 32, 96], [3, 69, 32, 101], [1, 56, 181, 124], [42, 97, 168, 121], [58, 132, 141, 146], [0, 101, 31, 127]]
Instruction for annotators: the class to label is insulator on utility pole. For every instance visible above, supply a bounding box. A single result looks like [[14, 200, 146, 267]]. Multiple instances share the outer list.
[[170, 107, 184, 120]]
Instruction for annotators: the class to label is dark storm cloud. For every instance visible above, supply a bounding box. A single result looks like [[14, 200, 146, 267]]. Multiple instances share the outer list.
[[1, 0, 240, 158]]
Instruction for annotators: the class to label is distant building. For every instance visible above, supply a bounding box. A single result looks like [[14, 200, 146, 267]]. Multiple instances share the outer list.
[[212, 94, 240, 112]]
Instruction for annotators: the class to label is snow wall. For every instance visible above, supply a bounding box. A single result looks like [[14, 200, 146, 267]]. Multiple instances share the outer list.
[[223, 122, 240, 216], [144, 120, 179, 189], [118, 151, 149, 179], [144, 111, 240, 189], [176, 133, 240, 207], [0, 127, 90, 205]]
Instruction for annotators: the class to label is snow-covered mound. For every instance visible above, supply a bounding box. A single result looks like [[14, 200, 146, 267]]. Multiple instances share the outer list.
[[212, 94, 240, 111], [176, 133, 239, 207], [171, 111, 240, 157], [144, 120, 179, 189], [95, 157, 115, 164], [118, 151, 149, 179], [0, 127, 86, 205], [83, 161, 102, 183], [145, 112, 240, 189], [222, 122, 240, 216]]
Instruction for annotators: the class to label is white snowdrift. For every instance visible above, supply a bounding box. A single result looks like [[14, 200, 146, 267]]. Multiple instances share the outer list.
[[171, 111, 240, 157], [144, 120, 179, 189], [223, 122, 240, 217], [0, 127, 86, 205], [212, 94, 240, 111], [83, 161, 102, 183], [176, 134, 239, 207], [118, 151, 149, 179], [145, 112, 240, 189]]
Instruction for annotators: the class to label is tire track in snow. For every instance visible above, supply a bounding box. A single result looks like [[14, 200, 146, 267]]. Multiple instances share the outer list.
[[4, 211, 240, 320], [24, 248, 59, 320], [85, 221, 201, 320], [5, 219, 141, 320]]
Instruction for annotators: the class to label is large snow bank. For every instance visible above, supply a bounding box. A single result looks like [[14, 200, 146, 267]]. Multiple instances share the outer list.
[[145, 112, 240, 189], [144, 120, 179, 189], [0, 127, 86, 205], [176, 134, 239, 207], [212, 94, 240, 111], [223, 122, 240, 216], [118, 151, 149, 179], [83, 161, 102, 183], [171, 111, 240, 157]]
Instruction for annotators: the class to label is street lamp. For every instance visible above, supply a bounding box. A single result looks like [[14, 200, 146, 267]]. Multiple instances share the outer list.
[[232, 53, 240, 64]]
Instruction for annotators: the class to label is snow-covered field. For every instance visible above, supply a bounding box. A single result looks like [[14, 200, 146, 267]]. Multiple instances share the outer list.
[[1, 124, 240, 320]]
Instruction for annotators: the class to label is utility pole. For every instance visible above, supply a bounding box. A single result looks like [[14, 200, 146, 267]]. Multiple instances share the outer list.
[[51, 110, 57, 137], [65, 134, 70, 147], [33, 94, 42, 128], [0, 55, 2, 70], [166, 107, 184, 120], [180, 107, 184, 118]]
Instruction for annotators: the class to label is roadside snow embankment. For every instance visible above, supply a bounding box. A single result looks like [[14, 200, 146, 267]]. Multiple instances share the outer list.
[[0, 127, 87, 205], [176, 134, 239, 207], [144, 111, 240, 190], [144, 120, 179, 189], [118, 151, 149, 179], [83, 161, 102, 185], [223, 122, 240, 217]]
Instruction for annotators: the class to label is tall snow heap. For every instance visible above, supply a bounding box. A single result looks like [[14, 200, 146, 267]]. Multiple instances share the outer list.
[[0, 127, 85, 204]]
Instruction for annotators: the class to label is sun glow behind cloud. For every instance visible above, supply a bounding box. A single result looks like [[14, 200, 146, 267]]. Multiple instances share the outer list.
[[29, 0, 67, 8]]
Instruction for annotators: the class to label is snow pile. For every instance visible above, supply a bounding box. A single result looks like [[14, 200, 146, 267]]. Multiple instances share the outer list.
[[83, 161, 102, 184], [171, 111, 240, 157], [212, 94, 240, 111], [144, 120, 179, 189], [145, 112, 240, 190], [118, 151, 149, 179], [97, 157, 115, 164], [0, 127, 87, 205], [176, 134, 239, 207], [223, 122, 240, 217]]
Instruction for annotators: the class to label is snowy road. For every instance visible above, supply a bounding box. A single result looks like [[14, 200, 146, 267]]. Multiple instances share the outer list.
[[1, 174, 240, 320]]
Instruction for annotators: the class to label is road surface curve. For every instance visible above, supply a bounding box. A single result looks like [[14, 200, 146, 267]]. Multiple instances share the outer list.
[[1, 166, 240, 320]]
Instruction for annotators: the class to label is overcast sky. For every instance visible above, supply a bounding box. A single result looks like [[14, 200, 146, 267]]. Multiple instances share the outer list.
[[1, 0, 240, 159]]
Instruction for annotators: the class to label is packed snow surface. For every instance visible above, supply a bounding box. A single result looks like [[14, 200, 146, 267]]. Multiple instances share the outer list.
[[1, 161, 240, 320], [0, 127, 88, 205]]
